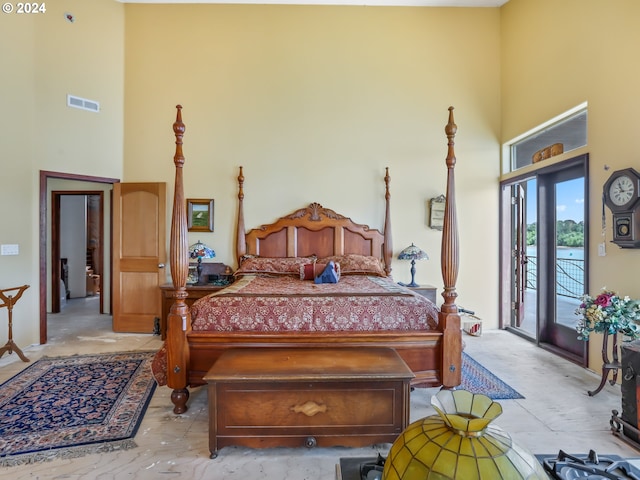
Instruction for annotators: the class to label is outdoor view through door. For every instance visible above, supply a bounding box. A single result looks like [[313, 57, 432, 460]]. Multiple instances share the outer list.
[[502, 157, 588, 365]]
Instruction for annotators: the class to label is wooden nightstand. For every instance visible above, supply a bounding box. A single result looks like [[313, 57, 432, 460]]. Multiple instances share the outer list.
[[408, 284, 437, 304], [159, 262, 233, 340]]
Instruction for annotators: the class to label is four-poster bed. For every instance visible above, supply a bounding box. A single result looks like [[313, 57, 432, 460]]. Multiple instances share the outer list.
[[157, 105, 462, 414]]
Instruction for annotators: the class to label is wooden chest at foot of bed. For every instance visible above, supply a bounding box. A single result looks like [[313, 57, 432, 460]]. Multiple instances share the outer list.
[[203, 347, 414, 458]]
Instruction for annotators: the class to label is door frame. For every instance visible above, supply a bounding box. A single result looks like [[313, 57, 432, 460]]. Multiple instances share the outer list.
[[499, 154, 589, 365], [39, 171, 119, 345]]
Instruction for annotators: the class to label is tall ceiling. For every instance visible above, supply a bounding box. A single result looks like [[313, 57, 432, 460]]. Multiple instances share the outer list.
[[117, 0, 509, 6]]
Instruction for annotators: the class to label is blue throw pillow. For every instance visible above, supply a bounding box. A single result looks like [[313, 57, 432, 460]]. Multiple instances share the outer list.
[[314, 261, 339, 284]]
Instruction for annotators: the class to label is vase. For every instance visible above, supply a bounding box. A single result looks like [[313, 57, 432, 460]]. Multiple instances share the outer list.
[[382, 389, 547, 479]]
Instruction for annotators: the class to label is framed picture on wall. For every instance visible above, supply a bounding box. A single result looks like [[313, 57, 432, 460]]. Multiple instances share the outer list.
[[187, 199, 214, 232], [428, 195, 446, 230]]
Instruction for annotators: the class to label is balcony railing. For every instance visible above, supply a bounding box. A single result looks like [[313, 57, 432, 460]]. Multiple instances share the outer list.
[[525, 255, 585, 299]]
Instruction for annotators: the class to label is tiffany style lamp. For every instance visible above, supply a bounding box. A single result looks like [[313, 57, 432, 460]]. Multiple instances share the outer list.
[[189, 240, 216, 283], [382, 389, 547, 479], [397, 243, 428, 288]]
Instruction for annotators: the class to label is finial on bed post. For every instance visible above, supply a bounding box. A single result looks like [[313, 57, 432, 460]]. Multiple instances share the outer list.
[[236, 166, 246, 264], [383, 167, 392, 275], [167, 104, 191, 413], [439, 106, 462, 389], [170, 105, 188, 291]]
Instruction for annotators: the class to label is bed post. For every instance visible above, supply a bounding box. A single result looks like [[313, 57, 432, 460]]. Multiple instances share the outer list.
[[439, 106, 462, 388], [166, 105, 191, 414], [236, 166, 246, 264], [383, 167, 392, 275]]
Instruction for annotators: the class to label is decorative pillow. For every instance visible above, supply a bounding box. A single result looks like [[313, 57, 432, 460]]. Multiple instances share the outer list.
[[314, 261, 340, 284], [234, 256, 317, 277], [300, 262, 341, 281], [319, 254, 386, 277], [238, 254, 259, 265]]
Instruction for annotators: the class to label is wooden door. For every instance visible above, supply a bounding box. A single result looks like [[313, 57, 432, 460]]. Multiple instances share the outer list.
[[113, 182, 166, 332]]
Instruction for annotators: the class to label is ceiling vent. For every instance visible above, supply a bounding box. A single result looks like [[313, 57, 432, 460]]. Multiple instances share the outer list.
[[67, 94, 100, 113]]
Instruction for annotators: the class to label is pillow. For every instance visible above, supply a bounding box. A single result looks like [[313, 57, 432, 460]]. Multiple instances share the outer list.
[[314, 261, 340, 284], [234, 256, 317, 277], [318, 254, 386, 277], [300, 261, 341, 281]]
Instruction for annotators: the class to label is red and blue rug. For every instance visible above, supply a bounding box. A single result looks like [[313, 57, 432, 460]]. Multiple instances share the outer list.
[[462, 352, 524, 399], [0, 351, 156, 466]]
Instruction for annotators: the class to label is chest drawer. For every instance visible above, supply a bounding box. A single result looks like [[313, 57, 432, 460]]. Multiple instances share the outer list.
[[204, 347, 414, 457], [215, 380, 404, 433]]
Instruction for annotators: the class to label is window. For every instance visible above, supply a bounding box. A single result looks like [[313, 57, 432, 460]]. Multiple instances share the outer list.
[[505, 105, 588, 173]]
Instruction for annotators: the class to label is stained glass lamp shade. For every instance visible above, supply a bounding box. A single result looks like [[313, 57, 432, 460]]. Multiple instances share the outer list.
[[382, 389, 548, 480], [397, 243, 428, 288], [189, 240, 215, 280], [189, 240, 215, 261]]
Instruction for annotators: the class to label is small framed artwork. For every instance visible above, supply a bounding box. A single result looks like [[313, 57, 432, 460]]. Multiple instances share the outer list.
[[187, 199, 214, 232], [428, 195, 446, 230]]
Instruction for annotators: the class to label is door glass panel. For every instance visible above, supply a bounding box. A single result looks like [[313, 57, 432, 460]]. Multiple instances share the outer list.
[[554, 177, 585, 329], [509, 179, 537, 338], [522, 178, 537, 337]]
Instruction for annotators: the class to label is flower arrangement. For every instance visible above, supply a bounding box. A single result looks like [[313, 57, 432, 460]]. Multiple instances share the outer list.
[[576, 289, 640, 341]]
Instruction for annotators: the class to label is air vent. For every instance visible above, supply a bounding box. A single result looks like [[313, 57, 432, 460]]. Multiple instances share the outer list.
[[67, 94, 100, 113]]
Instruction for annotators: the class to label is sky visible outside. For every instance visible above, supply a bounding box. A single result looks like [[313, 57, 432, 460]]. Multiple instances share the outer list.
[[526, 177, 584, 224]]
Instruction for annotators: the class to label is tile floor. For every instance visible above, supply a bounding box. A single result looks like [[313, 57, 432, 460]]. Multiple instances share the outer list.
[[1, 296, 639, 479]]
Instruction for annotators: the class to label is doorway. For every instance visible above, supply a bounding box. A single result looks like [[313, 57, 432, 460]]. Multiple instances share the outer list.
[[39, 171, 119, 344], [51, 192, 104, 314], [500, 155, 589, 365]]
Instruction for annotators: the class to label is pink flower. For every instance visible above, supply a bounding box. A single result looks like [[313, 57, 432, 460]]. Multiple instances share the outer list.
[[594, 293, 613, 308]]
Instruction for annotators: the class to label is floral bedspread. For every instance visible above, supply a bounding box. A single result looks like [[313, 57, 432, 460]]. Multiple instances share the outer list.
[[189, 275, 439, 332]]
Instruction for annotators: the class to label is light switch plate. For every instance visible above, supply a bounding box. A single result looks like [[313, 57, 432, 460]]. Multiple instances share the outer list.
[[598, 243, 606, 257], [1, 244, 19, 255]]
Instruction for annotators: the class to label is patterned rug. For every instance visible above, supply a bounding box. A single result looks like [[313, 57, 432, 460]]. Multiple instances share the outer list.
[[462, 352, 524, 399], [0, 351, 156, 466]]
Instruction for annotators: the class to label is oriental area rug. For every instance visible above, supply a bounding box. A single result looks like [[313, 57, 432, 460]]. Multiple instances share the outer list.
[[461, 352, 524, 400], [0, 351, 156, 466]]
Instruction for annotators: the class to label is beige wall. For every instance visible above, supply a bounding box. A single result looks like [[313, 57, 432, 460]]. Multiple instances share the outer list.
[[501, 0, 640, 369], [0, 0, 124, 349], [3, 0, 638, 371], [124, 4, 502, 324]]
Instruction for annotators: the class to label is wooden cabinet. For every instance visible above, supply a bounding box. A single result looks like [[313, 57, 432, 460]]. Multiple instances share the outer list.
[[408, 284, 437, 304], [204, 347, 414, 458], [159, 263, 233, 340]]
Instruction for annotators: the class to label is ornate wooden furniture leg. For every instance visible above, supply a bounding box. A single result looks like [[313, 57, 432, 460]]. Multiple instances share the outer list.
[[166, 106, 191, 414], [0, 284, 31, 362], [440, 107, 462, 388], [588, 331, 621, 396]]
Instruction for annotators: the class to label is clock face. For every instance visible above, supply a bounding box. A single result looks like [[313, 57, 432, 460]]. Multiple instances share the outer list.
[[609, 175, 636, 206]]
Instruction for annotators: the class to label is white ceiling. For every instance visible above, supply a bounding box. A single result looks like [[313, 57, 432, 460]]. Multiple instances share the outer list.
[[117, 0, 508, 6]]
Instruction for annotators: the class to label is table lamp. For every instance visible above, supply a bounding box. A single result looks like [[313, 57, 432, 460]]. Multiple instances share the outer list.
[[397, 243, 428, 288], [189, 240, 216, 282]]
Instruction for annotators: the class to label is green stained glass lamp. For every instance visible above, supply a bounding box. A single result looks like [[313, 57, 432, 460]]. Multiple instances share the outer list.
[[382, 389, 548, 480]]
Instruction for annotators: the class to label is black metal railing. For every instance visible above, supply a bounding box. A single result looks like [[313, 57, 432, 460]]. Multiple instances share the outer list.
[[525, 255, 585, 299]]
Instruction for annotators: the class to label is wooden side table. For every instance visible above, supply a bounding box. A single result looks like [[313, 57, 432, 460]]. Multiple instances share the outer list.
[[408, 284, 437, 304], [159, 262, 233, 340], [159, 283, 231, 340]]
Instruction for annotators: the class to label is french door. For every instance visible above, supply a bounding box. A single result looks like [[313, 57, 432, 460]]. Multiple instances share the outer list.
[[501, 156, 588, 364]]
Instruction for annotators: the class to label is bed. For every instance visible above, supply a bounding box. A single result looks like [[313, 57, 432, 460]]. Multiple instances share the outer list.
[[158, 106, 462, 414]]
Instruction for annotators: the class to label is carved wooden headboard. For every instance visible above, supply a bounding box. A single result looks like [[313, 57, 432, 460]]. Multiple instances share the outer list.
[[235, 167, 393, 275]]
